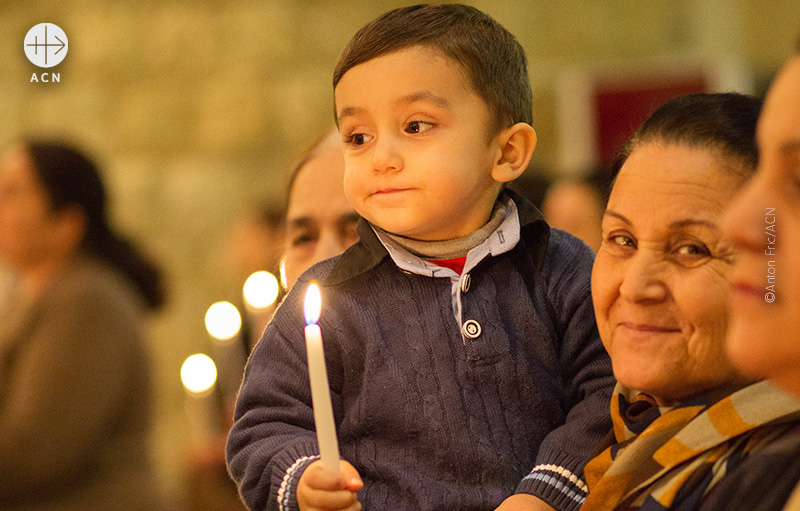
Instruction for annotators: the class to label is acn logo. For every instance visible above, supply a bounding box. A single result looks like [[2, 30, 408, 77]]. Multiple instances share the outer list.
[[24, 23, 68, 68]]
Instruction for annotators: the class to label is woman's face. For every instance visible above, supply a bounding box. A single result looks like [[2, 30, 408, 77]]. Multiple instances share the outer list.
[[0, 146, 60, 270], [721, 56, 800, 395], [592, 141, 746, 405], [283, 145, 359, 290]]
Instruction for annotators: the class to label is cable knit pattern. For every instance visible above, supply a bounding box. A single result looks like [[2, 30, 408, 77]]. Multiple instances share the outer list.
[[226, 191, 614, 511]]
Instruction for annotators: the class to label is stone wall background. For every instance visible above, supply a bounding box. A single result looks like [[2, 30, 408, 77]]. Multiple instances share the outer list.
[[1, 0, 798, 507]]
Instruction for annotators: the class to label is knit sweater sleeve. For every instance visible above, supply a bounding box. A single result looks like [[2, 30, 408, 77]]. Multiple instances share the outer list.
[[226, 286, 330, 511], [515, 230, 615, 511]]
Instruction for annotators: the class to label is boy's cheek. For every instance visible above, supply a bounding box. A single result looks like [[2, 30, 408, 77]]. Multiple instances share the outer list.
[[342, 171, 362, 196]]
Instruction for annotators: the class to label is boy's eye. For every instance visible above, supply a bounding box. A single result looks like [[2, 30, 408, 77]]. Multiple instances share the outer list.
[[405, 120, 434, 134], [345, 133, 373, 146]]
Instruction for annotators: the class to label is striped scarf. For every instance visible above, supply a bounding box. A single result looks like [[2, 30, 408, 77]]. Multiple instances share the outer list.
[[582, 381, 800, 511]]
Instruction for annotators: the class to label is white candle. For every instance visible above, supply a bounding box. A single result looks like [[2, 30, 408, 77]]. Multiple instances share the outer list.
[[304, 282, 341, 475]]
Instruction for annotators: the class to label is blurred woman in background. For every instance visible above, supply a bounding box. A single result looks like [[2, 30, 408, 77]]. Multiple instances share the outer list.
[[282, 128, 360, 290], [0, 139, 166, 511]]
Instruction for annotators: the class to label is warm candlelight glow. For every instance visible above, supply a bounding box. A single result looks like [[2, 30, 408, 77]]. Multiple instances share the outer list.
[[304, 282, 321, 325], [303, 281, 340, 474], [243, 271, 280, 309], [279, 257, 288, 291], [180, 353, 217, 395], [204, 301, 242, 342]]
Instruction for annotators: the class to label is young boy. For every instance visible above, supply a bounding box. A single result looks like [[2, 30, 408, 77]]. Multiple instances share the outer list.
[[227, 5, 614, 511]]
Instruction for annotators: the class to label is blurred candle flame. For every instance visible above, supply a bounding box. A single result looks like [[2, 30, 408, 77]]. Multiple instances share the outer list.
[[180, 353, 217, 395], [243, 271, 280, 309], [204, 301, 242, 342]]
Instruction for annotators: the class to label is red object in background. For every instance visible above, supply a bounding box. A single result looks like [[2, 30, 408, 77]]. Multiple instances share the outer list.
[[594, 75, 707, 166]]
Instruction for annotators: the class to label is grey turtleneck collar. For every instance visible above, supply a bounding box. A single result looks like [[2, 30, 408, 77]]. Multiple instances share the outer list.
[[373, 201, 507, 260]]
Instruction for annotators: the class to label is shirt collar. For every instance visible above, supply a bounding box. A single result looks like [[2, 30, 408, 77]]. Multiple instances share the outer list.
[[323, 188, 548, 284]]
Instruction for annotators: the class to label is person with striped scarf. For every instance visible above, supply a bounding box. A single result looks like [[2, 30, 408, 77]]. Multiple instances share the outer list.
[[583, 92, 800, 511]]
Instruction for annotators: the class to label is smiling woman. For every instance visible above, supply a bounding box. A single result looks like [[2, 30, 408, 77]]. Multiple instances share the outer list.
[[582, 92, 800, 511], [593, 140, 745, 406]]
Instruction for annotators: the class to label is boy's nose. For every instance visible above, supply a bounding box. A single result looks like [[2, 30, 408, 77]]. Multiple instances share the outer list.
[[370, 136, 403, 173]]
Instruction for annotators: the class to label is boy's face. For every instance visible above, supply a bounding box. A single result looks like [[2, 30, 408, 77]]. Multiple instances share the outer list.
[[334, 46, 504, 241]]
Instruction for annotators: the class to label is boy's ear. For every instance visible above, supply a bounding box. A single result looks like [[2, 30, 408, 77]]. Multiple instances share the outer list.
[[491, 123, 537, 183]]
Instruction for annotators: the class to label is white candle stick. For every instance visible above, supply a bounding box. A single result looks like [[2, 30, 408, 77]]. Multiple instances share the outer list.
[[304, 282, 341, 475]]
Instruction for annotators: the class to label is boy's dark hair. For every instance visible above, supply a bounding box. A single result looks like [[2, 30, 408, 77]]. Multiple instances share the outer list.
[[609, 92, 762, 183], [333, 3, 533, 135]]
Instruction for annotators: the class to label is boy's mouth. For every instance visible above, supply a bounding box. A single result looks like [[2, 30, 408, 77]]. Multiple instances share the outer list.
[[374, 187, 412, 195]]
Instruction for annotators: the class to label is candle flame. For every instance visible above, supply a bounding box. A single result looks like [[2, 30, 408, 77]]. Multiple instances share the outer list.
[[304, 282, 321, 325]]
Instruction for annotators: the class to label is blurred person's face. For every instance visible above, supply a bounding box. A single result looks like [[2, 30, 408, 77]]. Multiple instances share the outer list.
[[592, 141, 746, 406], [721, 56, 800, 395], [0, 146, 64, 272], [284, 146, 359, 289], [542, 181, 604, 252]]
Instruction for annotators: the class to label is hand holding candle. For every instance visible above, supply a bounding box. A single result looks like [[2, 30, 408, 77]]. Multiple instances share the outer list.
[[304, 282, 341, 475]]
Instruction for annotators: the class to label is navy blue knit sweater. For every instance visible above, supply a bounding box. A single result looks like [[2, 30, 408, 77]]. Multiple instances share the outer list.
[[227, 192, 614, 511]]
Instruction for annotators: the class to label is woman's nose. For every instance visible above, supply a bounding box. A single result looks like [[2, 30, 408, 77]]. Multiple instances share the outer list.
[[618, 251, 669, 303]]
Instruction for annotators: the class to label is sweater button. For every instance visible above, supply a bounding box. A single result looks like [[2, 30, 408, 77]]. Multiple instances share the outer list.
[[461, 273, 471, 293], [462, 319, 481, 339]]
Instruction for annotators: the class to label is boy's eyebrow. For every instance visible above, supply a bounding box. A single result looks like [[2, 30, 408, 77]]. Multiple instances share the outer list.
[[336, 91, 451, 124], [398, 90, 450, 108], [337, 106, 363, 125]]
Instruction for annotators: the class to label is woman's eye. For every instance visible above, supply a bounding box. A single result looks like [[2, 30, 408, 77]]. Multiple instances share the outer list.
[[601, 234, 636, 257], [610, 235, 635, 248], [672, 242, 713, 268], [674, 243, 711, 260], [291, 233, 315, 247], [405, 120, 434, 134]]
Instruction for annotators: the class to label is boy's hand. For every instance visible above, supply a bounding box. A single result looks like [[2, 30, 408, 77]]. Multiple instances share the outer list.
[[297, 460, 363, 511], [494, 494, 557, 511]]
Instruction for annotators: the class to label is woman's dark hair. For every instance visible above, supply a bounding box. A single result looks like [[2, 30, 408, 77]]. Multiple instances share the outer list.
[[24, 140, 166, 310], [609, 92, 762, 184]]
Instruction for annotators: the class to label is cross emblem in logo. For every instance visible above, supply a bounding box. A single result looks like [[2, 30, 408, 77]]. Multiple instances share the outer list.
[[24, 23, 68, 68]]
